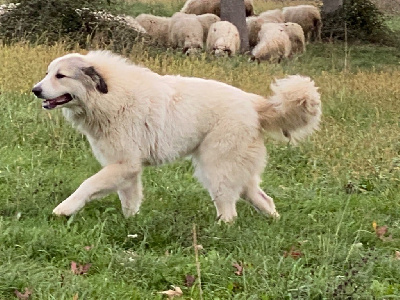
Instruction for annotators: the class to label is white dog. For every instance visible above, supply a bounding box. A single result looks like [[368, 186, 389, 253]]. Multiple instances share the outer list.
[[32, 51, 321, 222]]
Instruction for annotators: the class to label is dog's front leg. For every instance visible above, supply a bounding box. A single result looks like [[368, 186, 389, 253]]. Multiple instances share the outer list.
[[118, 171, 143, 218], [53, 163, 141, 216]]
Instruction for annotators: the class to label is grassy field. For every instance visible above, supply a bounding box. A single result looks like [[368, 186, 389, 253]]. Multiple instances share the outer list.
[[1, 1, 400, 299]]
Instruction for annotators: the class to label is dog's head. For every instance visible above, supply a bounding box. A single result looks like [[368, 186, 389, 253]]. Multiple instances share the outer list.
[[32, 53, 108, 110]]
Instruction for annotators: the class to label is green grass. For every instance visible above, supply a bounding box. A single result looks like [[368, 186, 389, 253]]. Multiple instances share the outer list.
[[387, 15, 400, 31], [109, 0, 184, 17], [1, 2, 400, 299]]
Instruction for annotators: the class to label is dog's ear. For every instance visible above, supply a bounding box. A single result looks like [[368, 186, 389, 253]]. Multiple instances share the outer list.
[[81, 66, 108, 94]]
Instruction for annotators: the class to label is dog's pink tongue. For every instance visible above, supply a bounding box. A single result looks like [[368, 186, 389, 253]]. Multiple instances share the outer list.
[[42, 99, 58, 109], [42, 95, 71, 109]]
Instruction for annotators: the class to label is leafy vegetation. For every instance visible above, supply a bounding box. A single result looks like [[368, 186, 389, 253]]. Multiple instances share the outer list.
[[0, 0, 148, 52], [322, 0, 400, 46]]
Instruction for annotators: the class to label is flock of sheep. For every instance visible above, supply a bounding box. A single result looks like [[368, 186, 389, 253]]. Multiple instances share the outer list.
[[131, 0, 322, 62], [0, 0, 323, 63]]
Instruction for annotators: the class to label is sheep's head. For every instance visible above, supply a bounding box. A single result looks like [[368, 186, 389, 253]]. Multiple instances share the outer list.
[[183, 33, 203, 55], [183, 47, 201, 55], [213, 37, 232, 57], [214, 48, 232, 57]]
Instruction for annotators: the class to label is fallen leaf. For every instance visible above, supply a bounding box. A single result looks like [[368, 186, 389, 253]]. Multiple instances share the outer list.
[[395, 251, 400, 260], [372, 221, 377, 230], [83, 245, 93, 251], [158, 286, 183, 298], [374, 223, 393, 241], [184, 274, 195, 287], [14, 288, 32, 299], [71, 261, 92, 275], [71, 261, 77, 273], [73, 293, 79, 300], [232, 262, 243, 276], [283, 246, 303, 259], [376, 225, 388, 238]]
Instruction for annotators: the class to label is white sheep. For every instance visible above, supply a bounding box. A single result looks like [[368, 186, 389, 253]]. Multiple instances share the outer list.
[[246, 16, 265, 48], [258, 9, 284, 23], [206, 21, 240, 56], [119, 15, 147, 34], [282, 22, 306, 55], [246, 9, 284, 48], [251, 23, 291, 63], [181, 0, 254, 17], [196, 13, 220, 41], [169, 12, 204, 53], [282, 5, 322, 42], [135, 14, 171, 46]]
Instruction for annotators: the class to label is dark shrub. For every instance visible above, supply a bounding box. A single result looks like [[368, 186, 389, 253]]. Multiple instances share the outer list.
[[322, 0, 397, 46], [0, 0, 149, 52]]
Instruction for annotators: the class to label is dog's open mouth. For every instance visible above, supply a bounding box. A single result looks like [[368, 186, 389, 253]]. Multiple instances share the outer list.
[[42, 94, 73, 109]]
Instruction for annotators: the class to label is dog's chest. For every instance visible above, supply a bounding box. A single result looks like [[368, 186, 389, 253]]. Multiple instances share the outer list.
[[85, 135, 127, 166]]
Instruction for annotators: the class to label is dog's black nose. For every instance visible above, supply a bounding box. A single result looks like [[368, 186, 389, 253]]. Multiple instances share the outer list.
[[32, 86, 42, 97]]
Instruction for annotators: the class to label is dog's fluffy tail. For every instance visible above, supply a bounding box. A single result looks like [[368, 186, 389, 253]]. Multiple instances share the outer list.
[[255, 75, 321, 144]]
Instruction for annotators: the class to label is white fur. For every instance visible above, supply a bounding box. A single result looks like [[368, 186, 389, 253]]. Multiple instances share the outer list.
[[282, 22, 306, 55], [282, 5, 322, 42], [258, 9, 284, 23], [206, 21, 240, 56], [121, 15, 147, 34], [32, 51, 321, 222], [196, 13, 220, 41], [246, 10, 285, 48], [180, 0, 254, 17], [169, 12, 204, 53], [251, 23, 291, 63], [135, 14, 171, 46]]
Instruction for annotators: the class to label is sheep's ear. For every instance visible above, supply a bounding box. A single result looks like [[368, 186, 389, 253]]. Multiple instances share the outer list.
[[81, 66, 108, 94]]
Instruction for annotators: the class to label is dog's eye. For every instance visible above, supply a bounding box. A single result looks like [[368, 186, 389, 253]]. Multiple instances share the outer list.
[[56, 74, 66, 79]]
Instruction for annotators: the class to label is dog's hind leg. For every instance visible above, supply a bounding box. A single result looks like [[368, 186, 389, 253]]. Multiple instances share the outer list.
[[192, 157, 240, 223], [243, 175, 279, 218], [118, 172, 143, 218], [52, 163, 141, 216], [212, 189, 240, 223], [193, 155, 248, 223]]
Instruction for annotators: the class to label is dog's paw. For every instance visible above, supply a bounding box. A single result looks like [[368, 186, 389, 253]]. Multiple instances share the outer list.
[[270, 211, 280, 219], [53, 199, 84, 216], [121, 206, 139, 218], [217, 213, 237, 224]]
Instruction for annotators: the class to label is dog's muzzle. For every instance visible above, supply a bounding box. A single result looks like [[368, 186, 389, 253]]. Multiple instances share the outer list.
[[32, 87, 73, 110], [41, 94, 73, 110]]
